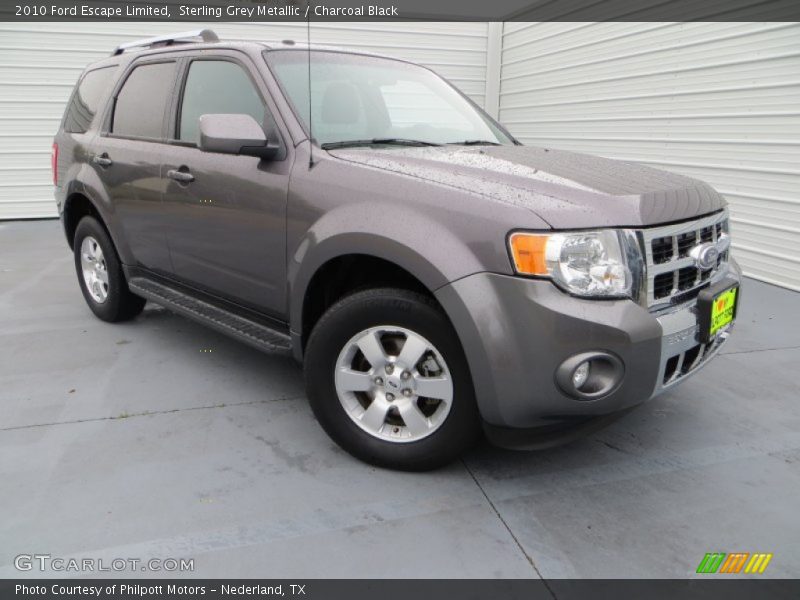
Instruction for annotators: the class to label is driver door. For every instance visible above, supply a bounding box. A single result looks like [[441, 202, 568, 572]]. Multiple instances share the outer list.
[[162, 55, 290, 318]]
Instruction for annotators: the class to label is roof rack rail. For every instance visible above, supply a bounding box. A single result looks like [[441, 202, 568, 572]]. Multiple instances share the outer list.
[[111, 29, 219, 56]]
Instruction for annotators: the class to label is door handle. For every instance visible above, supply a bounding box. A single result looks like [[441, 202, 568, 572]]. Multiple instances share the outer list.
[[92, 154, 112, 167], [166, 168, 194, 184]]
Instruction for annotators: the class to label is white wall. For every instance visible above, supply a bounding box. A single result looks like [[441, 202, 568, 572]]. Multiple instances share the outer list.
[[0, 22, 489, 219], [499, 22, 800, 291], [2, 21, 799, 290]]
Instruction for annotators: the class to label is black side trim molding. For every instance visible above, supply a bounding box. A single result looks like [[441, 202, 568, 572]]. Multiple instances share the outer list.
[[128, 276, 292, 355]]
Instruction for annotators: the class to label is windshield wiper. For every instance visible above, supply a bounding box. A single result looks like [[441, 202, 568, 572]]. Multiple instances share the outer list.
[[447, 140, 503, 146], [321, 138, 442, 150]]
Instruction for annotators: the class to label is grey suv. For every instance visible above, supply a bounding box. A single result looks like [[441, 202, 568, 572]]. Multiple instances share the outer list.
[[54, 30, 741, 470]]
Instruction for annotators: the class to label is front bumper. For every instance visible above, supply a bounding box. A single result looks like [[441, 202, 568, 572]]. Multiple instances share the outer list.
[[434, 258, 742, 446]]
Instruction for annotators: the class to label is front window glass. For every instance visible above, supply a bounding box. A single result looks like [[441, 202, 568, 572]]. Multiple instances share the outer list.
[[178, 60, 266, 144], [265, 50, 512, 147]]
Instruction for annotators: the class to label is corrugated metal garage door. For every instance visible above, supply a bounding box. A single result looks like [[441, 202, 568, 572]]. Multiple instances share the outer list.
[[3, 21, 799, 291], [0, 22, 489, 219], [499, 22, 800, 291]]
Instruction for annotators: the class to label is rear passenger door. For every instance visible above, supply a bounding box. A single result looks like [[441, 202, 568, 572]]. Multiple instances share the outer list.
[[162, 54, 291, 317], [93, 60, 176, 274]]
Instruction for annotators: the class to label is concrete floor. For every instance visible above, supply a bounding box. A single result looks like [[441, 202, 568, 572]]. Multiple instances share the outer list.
[[1, 219, 799, 579]]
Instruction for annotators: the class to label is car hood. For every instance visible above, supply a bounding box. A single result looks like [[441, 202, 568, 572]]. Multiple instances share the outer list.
[[327, 145, 725, 229]]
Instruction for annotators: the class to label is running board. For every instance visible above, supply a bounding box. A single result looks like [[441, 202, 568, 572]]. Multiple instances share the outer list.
[[128, 277, 292, 355]]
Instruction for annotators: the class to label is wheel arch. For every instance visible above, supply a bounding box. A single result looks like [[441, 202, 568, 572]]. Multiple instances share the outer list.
[[291, 236, 457, 360], [61, 170, 133, 264], [63, 191, 106, 250]]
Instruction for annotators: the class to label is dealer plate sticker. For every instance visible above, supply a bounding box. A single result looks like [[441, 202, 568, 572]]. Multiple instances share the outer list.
[[709, 286, 738, 337]]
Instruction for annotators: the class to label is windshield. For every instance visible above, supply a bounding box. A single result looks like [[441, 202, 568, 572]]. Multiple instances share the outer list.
[[264, 49, 514, 147]]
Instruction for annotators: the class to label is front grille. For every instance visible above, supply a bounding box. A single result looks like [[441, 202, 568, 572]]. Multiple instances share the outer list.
[[662, 336, 724, 386], [681, 345, 702, 374], [651, 236, 674, 264], [641, 210, 730, 309], [676, 232, 696, 257], [653, 273, 673, 299], [677, 266, 697, 291]]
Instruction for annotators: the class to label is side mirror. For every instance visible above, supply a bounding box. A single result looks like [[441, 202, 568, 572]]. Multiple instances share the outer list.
[[198, 114, 280, 160]]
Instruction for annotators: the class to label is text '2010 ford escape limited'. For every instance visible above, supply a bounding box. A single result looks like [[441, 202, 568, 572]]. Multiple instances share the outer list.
[[54, 30, 741, 470]]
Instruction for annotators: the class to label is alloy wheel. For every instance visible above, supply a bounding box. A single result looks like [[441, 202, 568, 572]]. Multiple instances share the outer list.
[[80, 236, 109, 303], [334, 325, 454, 443]]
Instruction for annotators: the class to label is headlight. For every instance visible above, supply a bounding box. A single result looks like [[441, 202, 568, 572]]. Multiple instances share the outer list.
[[508, 229, 642, 299]]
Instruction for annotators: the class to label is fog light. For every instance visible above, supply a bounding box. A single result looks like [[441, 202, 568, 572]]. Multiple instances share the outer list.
[[555, 351, 624, 400], [572, 361, 590, 389]]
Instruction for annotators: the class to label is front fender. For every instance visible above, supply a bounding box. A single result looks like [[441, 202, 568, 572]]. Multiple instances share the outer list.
[[287, 201, 485, 342]]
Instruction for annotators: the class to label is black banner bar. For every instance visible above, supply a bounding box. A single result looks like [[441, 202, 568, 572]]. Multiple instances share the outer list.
[[4, 580, 800, 600], [2, 0, 800, 22]]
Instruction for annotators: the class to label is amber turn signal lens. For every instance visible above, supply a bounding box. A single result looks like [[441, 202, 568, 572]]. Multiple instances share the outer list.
[[509, 233, 549, 275]]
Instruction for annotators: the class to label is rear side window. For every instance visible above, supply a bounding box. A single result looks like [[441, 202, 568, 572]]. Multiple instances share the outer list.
[[112, 62, 176, 139], [178, 60, 266, 144], [64, 66, 115, 134]]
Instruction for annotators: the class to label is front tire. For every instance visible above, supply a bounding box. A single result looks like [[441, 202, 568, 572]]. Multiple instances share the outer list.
[[304, 288, 481, 471], [73, 216, 145, 322]]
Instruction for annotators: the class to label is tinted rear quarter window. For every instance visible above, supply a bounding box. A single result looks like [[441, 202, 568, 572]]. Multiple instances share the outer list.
[[178, 60, 266, 144], [64, 66, 116, 134], [112, 62, 176, 139]]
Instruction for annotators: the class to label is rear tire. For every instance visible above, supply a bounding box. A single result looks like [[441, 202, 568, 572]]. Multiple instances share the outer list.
[[305, 288, 481, 471], [73, 216, 145, 322]]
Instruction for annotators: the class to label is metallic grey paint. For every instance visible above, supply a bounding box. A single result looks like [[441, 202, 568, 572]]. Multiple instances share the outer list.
[[328, 144, 726, 228], [55, 40, 737, 441]]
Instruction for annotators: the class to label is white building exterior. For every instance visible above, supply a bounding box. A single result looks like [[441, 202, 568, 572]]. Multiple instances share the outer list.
[[1, 21, 798, 289]]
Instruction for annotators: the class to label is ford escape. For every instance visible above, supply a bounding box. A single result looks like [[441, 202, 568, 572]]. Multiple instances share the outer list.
[[53, 30, 741, 470]]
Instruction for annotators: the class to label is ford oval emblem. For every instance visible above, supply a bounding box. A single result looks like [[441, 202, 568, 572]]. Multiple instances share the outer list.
[[690, 242, 719, 271]]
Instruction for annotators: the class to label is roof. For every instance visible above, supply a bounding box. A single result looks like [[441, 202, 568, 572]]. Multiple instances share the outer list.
[[106, 28, 395, 61]]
